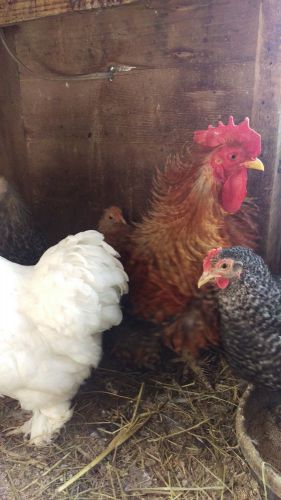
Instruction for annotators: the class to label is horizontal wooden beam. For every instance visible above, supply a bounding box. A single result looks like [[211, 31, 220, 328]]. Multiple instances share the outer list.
[[0, 0, 138, 27]]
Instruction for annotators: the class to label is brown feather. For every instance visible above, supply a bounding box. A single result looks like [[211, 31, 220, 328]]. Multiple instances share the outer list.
[[125, 143, 259, 355], [97, 206, 132, 262]]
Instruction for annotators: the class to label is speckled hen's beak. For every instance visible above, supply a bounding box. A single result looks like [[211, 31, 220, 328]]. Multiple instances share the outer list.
[[198, 271, 216, 288], [242, 158, 264, 171]]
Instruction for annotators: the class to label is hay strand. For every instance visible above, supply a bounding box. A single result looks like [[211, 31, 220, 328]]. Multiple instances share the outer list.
[[58, 383, 157, 493]]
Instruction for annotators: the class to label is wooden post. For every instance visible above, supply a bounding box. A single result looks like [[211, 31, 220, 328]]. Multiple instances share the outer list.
[[251, 0, 281, 272]]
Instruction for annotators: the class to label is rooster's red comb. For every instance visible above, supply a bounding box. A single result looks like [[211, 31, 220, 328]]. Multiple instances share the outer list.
[[203, 248, 222, 272], [193, 116, 261, 158]]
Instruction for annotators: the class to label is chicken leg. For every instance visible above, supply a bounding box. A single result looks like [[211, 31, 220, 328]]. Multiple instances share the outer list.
[[6, 402, 73, 446]]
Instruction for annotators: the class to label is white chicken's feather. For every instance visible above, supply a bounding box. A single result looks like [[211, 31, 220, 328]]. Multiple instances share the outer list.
[[0, 230, 128, 445]]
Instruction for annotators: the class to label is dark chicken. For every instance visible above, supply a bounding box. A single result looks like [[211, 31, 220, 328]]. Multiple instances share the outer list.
[[98, 206, 132, 262], [0, 176, 47, 265], [125, 117, 264, 358], [198, 246, 281, 390], [98, 207, 166, 370]]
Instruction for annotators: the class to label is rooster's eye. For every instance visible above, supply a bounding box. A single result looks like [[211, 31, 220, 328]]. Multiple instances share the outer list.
[[230, 154, 237, 160], [220, 262, 228, 269]]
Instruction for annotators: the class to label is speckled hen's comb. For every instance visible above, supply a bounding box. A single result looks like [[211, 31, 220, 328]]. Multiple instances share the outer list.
[[203, 248, 222, 271], [193, 116, 261, 158]]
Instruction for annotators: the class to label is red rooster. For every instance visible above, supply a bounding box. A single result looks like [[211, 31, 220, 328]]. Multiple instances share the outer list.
[[124, 117, 264, 359]]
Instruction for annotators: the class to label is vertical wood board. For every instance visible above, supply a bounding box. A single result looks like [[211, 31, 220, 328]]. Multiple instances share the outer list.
[[250, 0, 281, 271], [1, 0, 281, 271]]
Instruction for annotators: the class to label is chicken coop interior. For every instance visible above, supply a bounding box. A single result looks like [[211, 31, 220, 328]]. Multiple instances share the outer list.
[[1, 0, 281, 498]]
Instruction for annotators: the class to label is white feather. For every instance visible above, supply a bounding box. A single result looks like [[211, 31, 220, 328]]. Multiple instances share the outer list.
[[0, 230, 128, 445]]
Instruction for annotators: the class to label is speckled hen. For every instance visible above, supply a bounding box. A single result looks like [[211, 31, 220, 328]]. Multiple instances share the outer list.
[[198, 246, 281, 389]]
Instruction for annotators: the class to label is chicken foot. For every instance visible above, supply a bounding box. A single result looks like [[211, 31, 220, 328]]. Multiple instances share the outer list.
[[5, 418, 33, 438], [6, 402, 73, 446]]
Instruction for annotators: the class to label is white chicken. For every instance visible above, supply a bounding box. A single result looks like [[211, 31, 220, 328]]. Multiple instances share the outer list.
[[0, 230, 128, 446]]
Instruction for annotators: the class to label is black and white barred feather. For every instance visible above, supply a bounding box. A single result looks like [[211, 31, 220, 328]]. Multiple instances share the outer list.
[[216, 246, 281, 390]]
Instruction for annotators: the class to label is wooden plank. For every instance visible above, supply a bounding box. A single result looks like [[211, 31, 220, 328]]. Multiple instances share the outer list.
[[1, 0, 281, 269], [9, 0, 259, 74], [0, 0, 138, 28], [250, 0, 281, 272], [0, 30, 31, 203], [3, 0, 280, 254], [2, 0, 261, 243]]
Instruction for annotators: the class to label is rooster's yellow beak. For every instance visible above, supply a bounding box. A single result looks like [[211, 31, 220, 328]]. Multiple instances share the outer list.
[[243, 158, 264, 171]]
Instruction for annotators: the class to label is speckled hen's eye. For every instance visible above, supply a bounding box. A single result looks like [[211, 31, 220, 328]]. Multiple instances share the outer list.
[[220, 262, 228, 269]]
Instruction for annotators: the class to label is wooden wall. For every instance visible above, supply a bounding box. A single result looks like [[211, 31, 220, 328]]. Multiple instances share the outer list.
[[0, 0, 281, 269]]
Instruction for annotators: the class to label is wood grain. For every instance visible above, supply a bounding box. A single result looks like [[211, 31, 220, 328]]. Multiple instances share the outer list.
[[0, 0, 138, 27], [0, 31, 31, 202], [250, 0, 281, 272], [0, 0, 280, 270]]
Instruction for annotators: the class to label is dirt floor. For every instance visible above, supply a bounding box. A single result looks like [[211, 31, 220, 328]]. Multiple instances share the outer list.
[[0, 348, 264, 500]]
